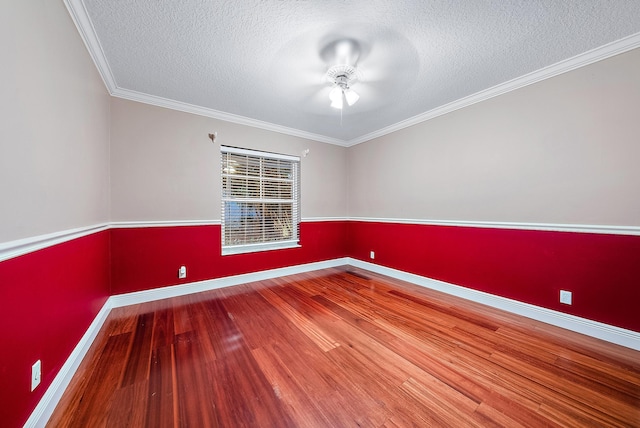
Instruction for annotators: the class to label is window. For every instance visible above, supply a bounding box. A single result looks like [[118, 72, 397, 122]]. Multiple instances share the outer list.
[[221, 146, 300, 255]]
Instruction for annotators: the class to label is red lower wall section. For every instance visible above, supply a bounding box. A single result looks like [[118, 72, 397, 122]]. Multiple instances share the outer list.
[[110, 221, 349, 295], [3, 220, 639, 426], [348, 221, 640, 332], [0, 231, 110, 428], [110, 220, 640, 332]]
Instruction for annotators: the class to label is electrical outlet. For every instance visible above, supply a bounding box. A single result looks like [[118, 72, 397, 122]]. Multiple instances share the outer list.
[[31, 360, 41, 391], [370, 251, 375, 259], [178, 265, 187, 279], [560, 290, 572, 305]]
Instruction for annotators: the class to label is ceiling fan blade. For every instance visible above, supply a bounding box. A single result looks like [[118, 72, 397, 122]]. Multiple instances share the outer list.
[[265, 23, 420, 116]]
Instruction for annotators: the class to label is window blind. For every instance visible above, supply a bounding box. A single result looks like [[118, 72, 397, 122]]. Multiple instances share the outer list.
[[221, 146, 300, 255]]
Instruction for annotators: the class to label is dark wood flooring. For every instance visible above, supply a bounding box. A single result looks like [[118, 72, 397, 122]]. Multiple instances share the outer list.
[[47, 267, 640, 427]]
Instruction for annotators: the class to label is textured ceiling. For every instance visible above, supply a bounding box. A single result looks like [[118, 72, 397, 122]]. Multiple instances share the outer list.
[[70, 0, 640, 145]]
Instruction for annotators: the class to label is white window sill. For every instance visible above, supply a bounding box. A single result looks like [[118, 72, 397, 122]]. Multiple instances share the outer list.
[[222, 241, 301, 256]]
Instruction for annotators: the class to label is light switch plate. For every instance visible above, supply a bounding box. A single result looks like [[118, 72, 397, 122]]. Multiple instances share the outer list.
[[560, 290, 572, 305], [31, 360, 41, 391]]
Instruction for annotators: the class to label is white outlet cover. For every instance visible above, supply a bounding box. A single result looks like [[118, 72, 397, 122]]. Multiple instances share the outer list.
[[178, 266, 187, 279], [370, 251, 375, 259], [560, 290, 572, 305], [31, 360, 41, 391]]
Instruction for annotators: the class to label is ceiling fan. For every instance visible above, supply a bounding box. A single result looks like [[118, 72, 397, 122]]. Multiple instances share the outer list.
[[324, 39, 362, 110], [326, 64, 360, 109], [267, 25, 419, 117]]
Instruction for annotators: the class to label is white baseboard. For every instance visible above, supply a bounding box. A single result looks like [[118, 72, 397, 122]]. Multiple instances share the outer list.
[[23, 299, 114, 428], [26, 258, 348, 426], [27, 256, 639, 426], [347, 258, 640, 351], [110, 258, 350, 307]]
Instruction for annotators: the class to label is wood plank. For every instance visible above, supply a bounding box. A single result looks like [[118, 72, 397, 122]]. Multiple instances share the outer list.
[[145, 344, 177, 428], [48, 266, 640, 427], [47, 332, 132, 427], [250, 346, 333, 427], [120, 312, 154, 387], [172, 302, 193, 335], [106, 380, 149, 427], [173, 331, 218, 427], [257, 285, 340, 352]]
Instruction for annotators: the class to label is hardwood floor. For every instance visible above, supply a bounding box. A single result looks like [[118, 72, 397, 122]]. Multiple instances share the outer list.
[[47, 267, 640, 427]]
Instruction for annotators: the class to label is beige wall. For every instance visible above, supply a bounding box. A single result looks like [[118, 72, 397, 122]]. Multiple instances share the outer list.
[[3, 0, 637, 239], [347, 48, 640, 226], [0, 0, 110, 243], [109, 98, 348, 221]]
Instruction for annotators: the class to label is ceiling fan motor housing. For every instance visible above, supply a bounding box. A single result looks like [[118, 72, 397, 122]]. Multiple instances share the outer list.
[[326, 64, 360, 89]]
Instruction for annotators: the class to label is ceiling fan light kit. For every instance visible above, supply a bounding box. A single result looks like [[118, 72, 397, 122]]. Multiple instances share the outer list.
[[326, 64, 361, 109]]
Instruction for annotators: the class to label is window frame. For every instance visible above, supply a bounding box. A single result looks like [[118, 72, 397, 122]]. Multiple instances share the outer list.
[[220, 145, 301, 255]]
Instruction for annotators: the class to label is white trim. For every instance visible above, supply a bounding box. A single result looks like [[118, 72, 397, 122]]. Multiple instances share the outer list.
[[26, 256, 639, 426], [63, 0, 117, 92], [1, 218, 638, 263], [112, 88, 348, 146], [348, 217, 640, 236], [65, 0, 640, 147], [345, 33, 640, 147], [109, 218, 345, 228], [110, 220, 221, 228], [110, 258, 349, 307], [301, 217, 348, 222], [63, 0, 345, 146], [25, 258, 347, 426], [0, 224, 109, 263], [222, 242, 301, 256], [220, 145, 301, 162], [23, 299, 114, 428], [347, 258, 640, 351]]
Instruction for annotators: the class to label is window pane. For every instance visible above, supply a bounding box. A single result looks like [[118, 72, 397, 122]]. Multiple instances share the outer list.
[[225, 177, 260, 199], [264, 203, 293, 241], [280, 181, 292, 197], [263, 179, 292, 199], [247, 157, 261, 177], [224, 202, 265, 245], [221, 146, 300, 253]]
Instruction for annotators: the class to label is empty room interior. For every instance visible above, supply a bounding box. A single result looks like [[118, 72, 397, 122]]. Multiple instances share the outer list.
[[2, 1, 640, 427]]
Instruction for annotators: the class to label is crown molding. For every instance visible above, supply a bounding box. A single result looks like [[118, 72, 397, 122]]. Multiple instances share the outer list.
[[346, 32, 640, 147], [66, 0, 640, 148], [64, 0, 346, 146], [63, 0, 117, 92], [111, 88, 349, 146]]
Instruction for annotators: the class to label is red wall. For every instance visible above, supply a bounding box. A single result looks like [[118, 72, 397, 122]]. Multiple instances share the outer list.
[[110, 221, 349, 294], [348, 221, 640, 332], [3, 219, 639, 426], [0, 231, 110, 428], [111, 220, 640, 332]]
